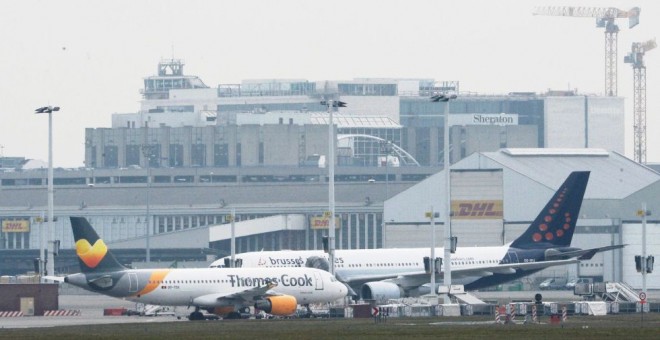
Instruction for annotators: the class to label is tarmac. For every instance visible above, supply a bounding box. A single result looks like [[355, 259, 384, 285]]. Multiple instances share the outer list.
[[0, 295, 182, 329], [0, 290, 655, 329]]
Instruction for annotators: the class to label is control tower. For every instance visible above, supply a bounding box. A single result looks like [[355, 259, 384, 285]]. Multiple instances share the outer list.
[[141, 59, 208, 100]]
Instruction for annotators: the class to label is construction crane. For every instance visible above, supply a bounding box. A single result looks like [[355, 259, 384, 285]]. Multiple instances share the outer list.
[[533, 6, 641, 96], [624, 39, 656, 164]]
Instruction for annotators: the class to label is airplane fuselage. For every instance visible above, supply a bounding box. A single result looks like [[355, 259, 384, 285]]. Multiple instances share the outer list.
[[212, 244, 584, 293], [65, 267, 344, 307]]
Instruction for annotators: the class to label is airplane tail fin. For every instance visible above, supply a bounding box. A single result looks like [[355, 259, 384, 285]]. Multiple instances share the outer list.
[[510, 171, 590, 249], [70, 217, 126, 273]]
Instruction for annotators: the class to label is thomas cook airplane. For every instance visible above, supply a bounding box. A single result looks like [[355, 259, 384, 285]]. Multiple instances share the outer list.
[[210, 171, 624, 299], [49, 217, 347, 320]]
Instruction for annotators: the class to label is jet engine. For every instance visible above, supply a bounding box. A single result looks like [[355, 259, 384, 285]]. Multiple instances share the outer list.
[[360, 282, 404, 301], [254, 295, 297, 316], [305, 256, 330, 272]]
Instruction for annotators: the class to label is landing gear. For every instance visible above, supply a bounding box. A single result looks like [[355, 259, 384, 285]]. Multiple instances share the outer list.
[[188, 308, 204, 321], [302, 304, 316, 318]]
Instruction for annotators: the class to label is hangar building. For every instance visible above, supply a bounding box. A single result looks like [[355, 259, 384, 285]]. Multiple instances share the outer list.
[[384, 148, 660, 289]]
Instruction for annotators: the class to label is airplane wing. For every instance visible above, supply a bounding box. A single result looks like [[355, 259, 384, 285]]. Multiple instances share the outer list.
[[339, 258, 579, 282], [191, 283, 279, 307], [341, 259, 580, 289], [460, 259, 580, 276], [546, 245, 626, 261]]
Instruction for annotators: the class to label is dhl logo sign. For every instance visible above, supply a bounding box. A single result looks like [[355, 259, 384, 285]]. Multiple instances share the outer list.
[[310, 216, 341, 230], [2, 220, 30, 233], [452, 200, 503, 220]]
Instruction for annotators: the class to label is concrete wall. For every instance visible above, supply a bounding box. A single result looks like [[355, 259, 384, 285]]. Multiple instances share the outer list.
[[0, 284, 58, 315], [465, 125, 502, 156], [505, 125, 538, 148], [544, 96, 587, 148], [263, 125, 301, 166], [586, 96, 625, 154], [543, 96, 625, 152]]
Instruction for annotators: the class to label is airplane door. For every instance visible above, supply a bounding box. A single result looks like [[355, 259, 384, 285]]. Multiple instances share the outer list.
[[314, 273, 323, 291], [128, 273, 138, 293]]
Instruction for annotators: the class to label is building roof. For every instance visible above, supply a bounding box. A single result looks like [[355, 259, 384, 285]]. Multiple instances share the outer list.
[[310, 113, 401, 128], [459, 148, 660, 199], [233, 112, 401, 128]]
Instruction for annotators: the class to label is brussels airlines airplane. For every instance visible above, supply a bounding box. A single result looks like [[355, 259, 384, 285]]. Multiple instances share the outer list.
[[49, 217, 347, 320], [210, 171, 624, 300]]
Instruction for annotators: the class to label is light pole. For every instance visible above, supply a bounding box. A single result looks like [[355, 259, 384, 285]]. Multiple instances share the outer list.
[[380, 140, 393, 200], [639, 203, 649, 293], [381, 140, 392, 249], [321, 99, 346, 276], [230, 208, 236, 267], [141, 142, 153, 263], [428, 206, 437, 298], [35, 106, 59, 278], [431, 94, 457, 304]]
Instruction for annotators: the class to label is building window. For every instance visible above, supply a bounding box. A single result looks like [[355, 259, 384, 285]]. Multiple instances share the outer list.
[[191, 144, 206, 167], [169, 144, 183, 167], [146, 144, 161, 168], [125, 145, 141, 167], [103, 145, 119, 168], [214, 144, 229, 167], [258, 142, 264, 165], [236, 143, 242, 166]]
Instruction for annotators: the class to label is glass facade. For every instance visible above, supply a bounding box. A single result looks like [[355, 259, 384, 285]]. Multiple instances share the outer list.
[[338, 83, 397, 96]]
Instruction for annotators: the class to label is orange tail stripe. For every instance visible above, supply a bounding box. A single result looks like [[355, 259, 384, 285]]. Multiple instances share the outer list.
[[134, 269, 171, 296]]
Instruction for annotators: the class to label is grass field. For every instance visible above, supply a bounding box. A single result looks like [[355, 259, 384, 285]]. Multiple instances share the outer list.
[[2, 314, 659, 339]]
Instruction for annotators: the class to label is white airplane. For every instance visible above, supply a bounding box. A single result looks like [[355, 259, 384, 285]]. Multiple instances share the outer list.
[[211, 171, 623, 300], [49, 217, 347, 320]]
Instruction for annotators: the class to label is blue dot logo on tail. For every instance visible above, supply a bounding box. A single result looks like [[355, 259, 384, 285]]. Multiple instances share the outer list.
[[511, 171, 590, 249]]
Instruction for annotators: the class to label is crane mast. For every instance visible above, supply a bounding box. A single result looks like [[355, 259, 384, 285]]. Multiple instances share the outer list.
[[533, 6, 641, 96], [625, 39, 656, 164]]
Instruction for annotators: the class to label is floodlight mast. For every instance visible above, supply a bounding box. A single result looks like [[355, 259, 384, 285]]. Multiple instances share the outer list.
[[430, 94, 456, 304], [321, 99, 346, 276], [34, 106, 60, 279]]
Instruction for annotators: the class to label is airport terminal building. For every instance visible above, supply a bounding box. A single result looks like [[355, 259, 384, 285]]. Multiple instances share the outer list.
[[1, 60, 656, 289], [86, 59, 623, 170]]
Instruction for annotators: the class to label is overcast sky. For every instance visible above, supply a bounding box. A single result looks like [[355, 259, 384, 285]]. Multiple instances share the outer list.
[[1, 0, 659, 167]]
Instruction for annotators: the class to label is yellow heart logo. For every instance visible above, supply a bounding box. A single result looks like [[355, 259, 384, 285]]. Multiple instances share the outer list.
[[76, 239, 108, 268]]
